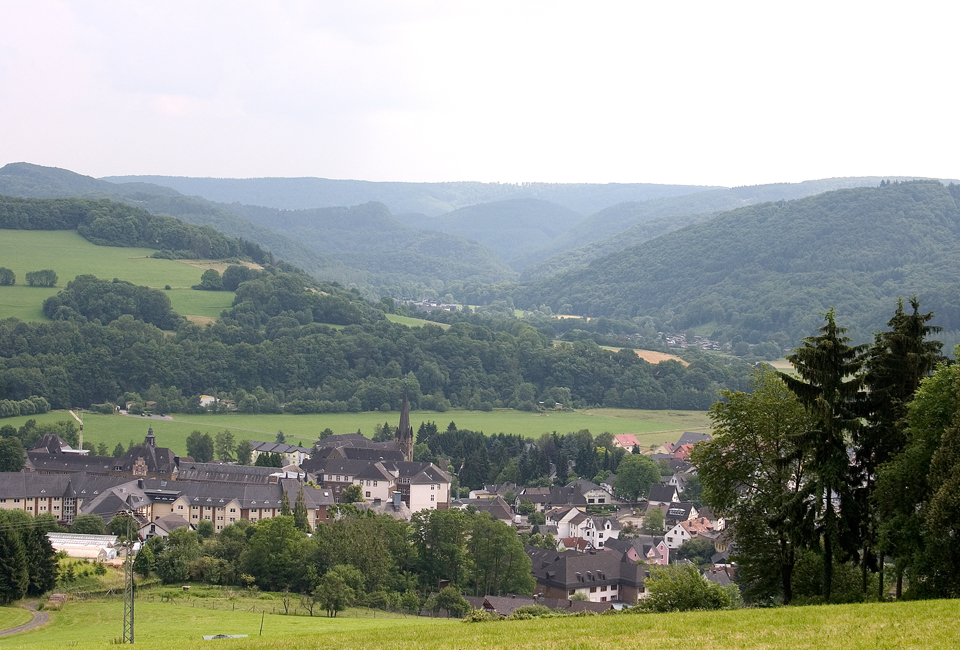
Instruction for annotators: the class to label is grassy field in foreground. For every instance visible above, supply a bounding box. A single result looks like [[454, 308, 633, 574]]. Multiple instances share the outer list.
[[0, 409, 710, 456], [0, 230, 236, 322], [4, 597, 959, 650]]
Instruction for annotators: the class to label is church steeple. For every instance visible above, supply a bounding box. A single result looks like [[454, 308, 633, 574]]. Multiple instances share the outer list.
[[145, 426, 156, 447], [396, 391, 414, 462]]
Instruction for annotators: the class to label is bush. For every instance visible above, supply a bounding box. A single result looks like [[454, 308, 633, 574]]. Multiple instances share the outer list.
[[25, 269, 57, 287], [640, 564, 739, 612]]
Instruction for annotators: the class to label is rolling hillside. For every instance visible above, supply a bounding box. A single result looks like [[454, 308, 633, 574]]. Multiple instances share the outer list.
[[520, 180, 960, 347], [412, 198, 587, 266], [0, 230, 234, 322], [219, 201, 517, 286]]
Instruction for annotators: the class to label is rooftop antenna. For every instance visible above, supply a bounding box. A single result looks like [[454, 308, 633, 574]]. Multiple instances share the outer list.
[[69, 410, 83, 451]]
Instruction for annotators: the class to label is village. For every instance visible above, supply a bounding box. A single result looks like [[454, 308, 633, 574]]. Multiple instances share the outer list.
[[0, 396, 728, 615]]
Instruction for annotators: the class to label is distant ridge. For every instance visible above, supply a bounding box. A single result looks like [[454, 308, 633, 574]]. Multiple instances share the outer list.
[[520, 180, 960, 347], [101, 174, 715, 216]]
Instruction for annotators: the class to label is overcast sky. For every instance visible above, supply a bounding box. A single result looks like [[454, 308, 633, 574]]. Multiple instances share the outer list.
[[1, 1, 957, 186]]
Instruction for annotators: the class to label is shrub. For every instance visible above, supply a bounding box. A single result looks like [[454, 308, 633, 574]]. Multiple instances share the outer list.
[[640, 564, 739, 612]]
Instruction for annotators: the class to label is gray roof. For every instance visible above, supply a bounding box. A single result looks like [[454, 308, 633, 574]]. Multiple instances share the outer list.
[[176, 462, 292, 484], [649, 484, 678, 503], [0, 472, 75, 498], [250, 441, 311, 455], [677, 432, 712, 446], [530, 548, 645, 590]]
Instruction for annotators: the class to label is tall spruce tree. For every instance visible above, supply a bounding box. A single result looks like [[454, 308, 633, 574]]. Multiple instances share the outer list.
[[0, 525, 29, 604], [780, 308, 866, 601], [280, 490, 292, 516], [857, 298, 943, 596]]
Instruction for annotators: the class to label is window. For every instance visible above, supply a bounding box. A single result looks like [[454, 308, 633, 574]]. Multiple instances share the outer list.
[[192, 515, 198, 520], [178, 505, 184, 510], [0, 499, 5, 503], [590, 587, 596, 593], [601, 586, 607, 591], [230, 508, 236, 513], [430, 495, 435, 502], [217, 516, 223, 521], [366, 480, 371, 486], [365, 492, 371, 498], [54, 506, 60, 511], [431, 484, 435, 491], [13, 499, 19, 503], [373, 481, 378, 487], [229, 518, 235, 523], [599, 533, 604, 539], [600, 597, 607, 602]]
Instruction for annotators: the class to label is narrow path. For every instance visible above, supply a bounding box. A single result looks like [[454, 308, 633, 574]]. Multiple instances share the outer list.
[[0, 602, 50, 638]]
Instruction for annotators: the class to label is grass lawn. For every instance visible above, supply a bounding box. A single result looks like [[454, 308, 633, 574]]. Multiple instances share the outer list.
[[386, 314, 450, 329], [1, 408, 711, 456], [0, 606, 33, 631], [3, 597, 958, 650], [0, 230, 235, 322]]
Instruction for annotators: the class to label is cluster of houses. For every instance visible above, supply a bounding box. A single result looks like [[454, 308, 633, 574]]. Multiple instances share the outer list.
[[1, 410, 732, 608], [660, 332, 722, 351]]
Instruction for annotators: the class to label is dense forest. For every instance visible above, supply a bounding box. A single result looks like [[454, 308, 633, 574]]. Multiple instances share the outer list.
[[520, 181, 960, 347], [0, 270, 752, 414]]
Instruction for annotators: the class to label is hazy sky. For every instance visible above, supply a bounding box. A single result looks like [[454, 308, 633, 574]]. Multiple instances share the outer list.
[[1, 1, 957, 186]]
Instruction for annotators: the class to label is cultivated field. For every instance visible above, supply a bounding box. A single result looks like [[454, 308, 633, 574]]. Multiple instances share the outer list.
[[0, 230, 235, 321], [0, 408, 711, 456], [2, 596, 957, 650]]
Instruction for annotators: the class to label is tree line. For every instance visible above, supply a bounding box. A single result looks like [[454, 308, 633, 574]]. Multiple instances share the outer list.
[[0, 194, 271, 264], [131, 506, 532, 616], [693, 298, 952, 604], [0, 271, 753, 415]]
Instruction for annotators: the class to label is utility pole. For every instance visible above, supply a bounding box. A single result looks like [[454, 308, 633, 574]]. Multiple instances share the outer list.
[[122, 512, 136, 643]]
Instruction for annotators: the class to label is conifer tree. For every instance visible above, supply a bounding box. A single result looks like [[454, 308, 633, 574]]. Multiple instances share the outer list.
[[280, 490, 292, 516], [293, 486, 310, 533], [780, 308, 866, 601]]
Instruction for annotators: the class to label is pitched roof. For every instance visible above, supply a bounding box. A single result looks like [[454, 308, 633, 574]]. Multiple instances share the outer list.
[[648, 484, 678, 504], [531, 549, 645, 590], [677, 432, 712, 446]]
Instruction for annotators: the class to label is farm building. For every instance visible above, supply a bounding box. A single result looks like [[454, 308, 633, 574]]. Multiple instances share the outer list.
[[47, 532, 119, 560]]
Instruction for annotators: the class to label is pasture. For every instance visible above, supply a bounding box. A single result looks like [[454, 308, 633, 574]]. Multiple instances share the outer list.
[[0, 230, 235, 321], [2, 596, 957, 650], [0, 408, 711, 456]]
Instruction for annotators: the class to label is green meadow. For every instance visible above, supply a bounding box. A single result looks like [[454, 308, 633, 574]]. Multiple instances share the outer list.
[[2, 597, 958, 650], [0, 230, 234, 321], [1, 408, 710, 456], [0, 606, 32, 630]]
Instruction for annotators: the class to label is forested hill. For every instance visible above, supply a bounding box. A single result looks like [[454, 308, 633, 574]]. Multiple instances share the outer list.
[[215, 201, 518, 289], [407, 198, 587, 266], [0, 164, 513, 296], [0, 163, 360, 287], [102, 175, 715, 216], [519, 181, 960, 346], [517, 177, 930, 271]]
